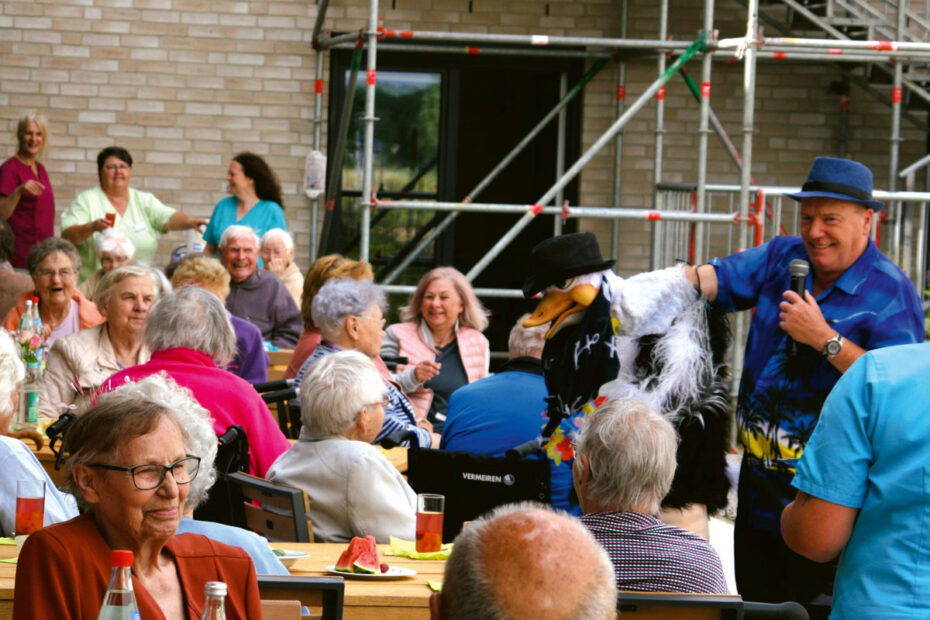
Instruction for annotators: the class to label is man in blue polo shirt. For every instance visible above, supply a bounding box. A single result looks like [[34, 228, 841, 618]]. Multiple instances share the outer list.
[[782, 342, 930, 619], [685, 157, 924, 611]]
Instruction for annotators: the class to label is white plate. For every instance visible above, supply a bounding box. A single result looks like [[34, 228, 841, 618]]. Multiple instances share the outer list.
[[324, 565, 417, 580], [274, 550, 309, 569]]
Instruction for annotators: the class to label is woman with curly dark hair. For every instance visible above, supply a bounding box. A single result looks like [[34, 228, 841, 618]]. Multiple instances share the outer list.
[[203, 151, 287, 256]]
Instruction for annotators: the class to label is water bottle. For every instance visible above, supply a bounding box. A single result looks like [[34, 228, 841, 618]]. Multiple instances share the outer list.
[[98, 550, 141, 620], [304, 150, 326, 199], [199, 581, 227, 620], [16, 299, 32, 335], [17, 362, 40, 425]]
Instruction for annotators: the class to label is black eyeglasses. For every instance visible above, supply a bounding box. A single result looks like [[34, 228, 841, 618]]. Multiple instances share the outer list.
[[87, 455, 201, 491]]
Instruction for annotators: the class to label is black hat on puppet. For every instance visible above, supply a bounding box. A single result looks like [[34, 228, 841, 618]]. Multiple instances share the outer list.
[[522, 232, 615, 298]]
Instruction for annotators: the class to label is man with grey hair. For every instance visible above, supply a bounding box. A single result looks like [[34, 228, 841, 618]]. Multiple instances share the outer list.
[[574, 398, 727, 593], [220, 224, 301, 348], [103, 286, 290, 477], [431, 502, 616, 620], [441, 316, 577, 513]]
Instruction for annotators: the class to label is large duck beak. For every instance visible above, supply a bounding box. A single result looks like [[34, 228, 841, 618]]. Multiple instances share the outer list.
[[524, 283, 599, 339]]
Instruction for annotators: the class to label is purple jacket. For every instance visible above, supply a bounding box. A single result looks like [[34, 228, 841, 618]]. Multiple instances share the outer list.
[[226, 311, 269, 384]]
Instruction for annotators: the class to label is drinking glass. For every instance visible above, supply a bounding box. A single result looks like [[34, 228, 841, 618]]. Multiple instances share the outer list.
[[415, 493, 444, 553], [15, 480, 45, 536]]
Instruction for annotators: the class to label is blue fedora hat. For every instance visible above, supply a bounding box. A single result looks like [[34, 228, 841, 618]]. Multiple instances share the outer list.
[[784, 156, 884, 210]]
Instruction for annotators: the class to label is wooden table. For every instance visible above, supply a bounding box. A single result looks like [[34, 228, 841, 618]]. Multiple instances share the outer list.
[[31, 443, 66, 488], [271, 542, 443, 620], [0, 541, 443, 620]]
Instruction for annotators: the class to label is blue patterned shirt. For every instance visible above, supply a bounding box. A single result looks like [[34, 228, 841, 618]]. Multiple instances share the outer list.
[[712, 236, 923, 531]]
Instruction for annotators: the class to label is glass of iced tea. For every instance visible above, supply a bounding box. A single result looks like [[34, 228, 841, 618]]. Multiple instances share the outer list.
[[104, 212, 116, 227], [415, 493, 444, 553], [15, 480, 45, 536]]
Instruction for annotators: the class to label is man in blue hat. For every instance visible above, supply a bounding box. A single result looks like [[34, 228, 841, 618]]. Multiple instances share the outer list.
[[684, 157, 924, 612]]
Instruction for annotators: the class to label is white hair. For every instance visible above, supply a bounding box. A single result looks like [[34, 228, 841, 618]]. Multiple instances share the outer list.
[[311, 278, 386, 337], [508, 313, 547, 358], [576, 398, 679, 515], [93, 227, 136, 259], [0, 331, 25, 415], [144, 287, 236, 366], [94, 264, 164, 312], [298, 350, 384, 439], [218, 225, 259, 252], [260, 227, 294, 252]]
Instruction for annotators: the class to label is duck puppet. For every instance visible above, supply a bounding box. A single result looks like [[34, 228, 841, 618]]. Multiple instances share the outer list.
[[522, 232, 731, 532]]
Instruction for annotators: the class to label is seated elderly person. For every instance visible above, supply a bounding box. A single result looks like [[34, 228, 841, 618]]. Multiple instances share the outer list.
[[268, 350, 416, 543], [433, 503, 616, 620], [170, 255, 269, 384], [78, 227, 135, 303], [3, 237, 104, 346], [14, 374, 262, 619], [285, 253, 373, 379], [167, 374, 287, 575], [293, 278, 436, 449], [260, 228, 302, 308], [39, 264, 163, 418], [220, 225, 301, 348], [0, 331, 78, 536], [575, 398, 728, 593], [104, 287, 289, 477]]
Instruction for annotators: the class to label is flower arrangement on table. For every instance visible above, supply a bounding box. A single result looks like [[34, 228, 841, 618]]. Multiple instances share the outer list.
[[14, 329, 42, 365]]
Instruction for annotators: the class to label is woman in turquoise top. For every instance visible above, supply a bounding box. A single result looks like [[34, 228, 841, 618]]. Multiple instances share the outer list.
[[203, 152, 286, 256]]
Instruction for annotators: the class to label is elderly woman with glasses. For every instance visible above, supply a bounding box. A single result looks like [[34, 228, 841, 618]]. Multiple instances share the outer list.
[[2, 237, 104, 346], [39, 264, 164, 418], [13, 374, 263, 619], [293, 278, 437, 449], [61, 146, 207, 283], [268, 350, 417, 543]]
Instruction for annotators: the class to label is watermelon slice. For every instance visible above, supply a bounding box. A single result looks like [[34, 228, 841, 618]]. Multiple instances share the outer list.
[[353, 550, 379, 574], [334, 536, 380, 573]]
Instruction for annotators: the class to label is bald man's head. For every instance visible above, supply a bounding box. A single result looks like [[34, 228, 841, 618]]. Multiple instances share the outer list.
[[434, 503, 616, 620]]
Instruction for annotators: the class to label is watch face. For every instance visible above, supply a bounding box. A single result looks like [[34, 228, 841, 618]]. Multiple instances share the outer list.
[[825, 339, 842, 357]]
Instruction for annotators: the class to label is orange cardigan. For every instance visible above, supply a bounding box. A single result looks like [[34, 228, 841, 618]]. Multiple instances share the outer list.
[[2, 289, 104, 333]]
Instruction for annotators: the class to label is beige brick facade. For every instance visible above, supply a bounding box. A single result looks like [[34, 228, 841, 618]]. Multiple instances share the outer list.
[[2, 0, 925, 278]]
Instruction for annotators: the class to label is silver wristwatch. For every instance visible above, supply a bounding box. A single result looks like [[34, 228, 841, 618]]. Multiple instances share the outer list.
[[821, 332, 844, 358]]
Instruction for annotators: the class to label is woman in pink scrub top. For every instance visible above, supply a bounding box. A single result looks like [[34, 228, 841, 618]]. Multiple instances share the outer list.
[[0, 112, 55, 269]]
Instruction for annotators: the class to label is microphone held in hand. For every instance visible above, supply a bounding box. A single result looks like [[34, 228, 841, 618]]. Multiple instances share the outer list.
[[787, 259, 810, 357]]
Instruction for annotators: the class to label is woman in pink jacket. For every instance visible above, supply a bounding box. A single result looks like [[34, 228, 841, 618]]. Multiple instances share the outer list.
[[380, 267, 490, 434]]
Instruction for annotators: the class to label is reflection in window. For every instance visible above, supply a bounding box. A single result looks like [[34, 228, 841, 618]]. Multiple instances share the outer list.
[[339, 71, 441, 275]]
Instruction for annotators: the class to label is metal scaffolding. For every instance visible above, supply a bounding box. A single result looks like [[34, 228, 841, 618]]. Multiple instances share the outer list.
[[307, 0, 930, 301]]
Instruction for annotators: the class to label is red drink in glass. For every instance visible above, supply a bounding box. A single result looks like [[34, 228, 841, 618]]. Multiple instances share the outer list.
[[104, 212, 116, 226], [416, 511, 443, 553], [15, 496, 44, 535]]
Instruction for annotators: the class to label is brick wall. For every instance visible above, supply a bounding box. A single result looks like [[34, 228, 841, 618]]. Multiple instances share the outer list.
[[2, 0, 925, 278]]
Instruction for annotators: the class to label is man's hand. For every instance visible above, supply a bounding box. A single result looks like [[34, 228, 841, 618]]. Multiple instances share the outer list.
[[414, 360, 441, 384], [779, 290, 833, 350]]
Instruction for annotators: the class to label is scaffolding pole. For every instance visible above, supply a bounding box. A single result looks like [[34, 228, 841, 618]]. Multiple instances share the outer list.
[[890, 1, 906, 265], [695, 0, 715, 264], [554, 72, 568, 237], [464, 34, 707, 282], [372, 30, 697, 51], [310, 50, 324, 261], [610, 0, 629, 262], [359, 0, 379, 262], [331, 41, 612, 59], [381, 58, 608, 285], [651, 0, 670, 270]]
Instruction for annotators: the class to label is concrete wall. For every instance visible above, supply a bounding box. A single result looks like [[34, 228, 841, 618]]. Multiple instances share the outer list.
[[2, 0, 925, 278]]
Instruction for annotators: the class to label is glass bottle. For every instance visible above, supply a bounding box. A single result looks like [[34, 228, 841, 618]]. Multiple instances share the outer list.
[[200, 581, 227, 620], [98, 549, 141, 620], [29, 296, 44, 366]]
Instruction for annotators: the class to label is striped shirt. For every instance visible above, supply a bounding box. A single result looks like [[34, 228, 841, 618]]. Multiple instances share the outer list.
[[581, 511, 728, 594]]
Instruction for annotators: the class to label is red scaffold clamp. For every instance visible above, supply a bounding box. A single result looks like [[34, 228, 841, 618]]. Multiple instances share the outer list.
[[561, 200, 571, 220]]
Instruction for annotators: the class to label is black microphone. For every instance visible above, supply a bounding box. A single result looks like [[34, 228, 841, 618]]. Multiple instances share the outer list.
[[787, 259, 809, 357]]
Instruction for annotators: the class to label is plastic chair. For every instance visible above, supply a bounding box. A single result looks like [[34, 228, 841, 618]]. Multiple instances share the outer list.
[[227, 472, 314, 542], [406, 448, 550, 542], [258, 576, 344, 620]]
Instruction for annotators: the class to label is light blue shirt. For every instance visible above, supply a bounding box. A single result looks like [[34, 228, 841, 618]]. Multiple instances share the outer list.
[[176, 516, 289, 575], [792, 342, 930, 619], [202, 196, 286, 248]]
